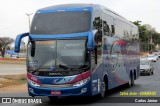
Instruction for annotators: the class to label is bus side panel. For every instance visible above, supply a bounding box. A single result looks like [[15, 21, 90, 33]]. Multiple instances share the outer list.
[[103, 36, 129, 90], [102, 12, 129, 90], [89, 49, 104, 96], [102, 9, 140, 90]]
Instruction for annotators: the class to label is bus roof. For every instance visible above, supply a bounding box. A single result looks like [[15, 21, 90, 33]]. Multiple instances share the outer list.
[[37, 4, 97, 13], [36, 4, 137, 27]]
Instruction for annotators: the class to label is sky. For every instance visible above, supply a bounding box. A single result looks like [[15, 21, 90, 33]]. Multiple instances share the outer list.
[[0, 0, 160, 40]]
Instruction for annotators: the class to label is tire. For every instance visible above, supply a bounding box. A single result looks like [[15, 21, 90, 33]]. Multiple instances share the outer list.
[[99, 79, 107, 98], [127, 76, 132, 88], [151, 71, 154, 74], [150, 70, 152, 75], [148, 71, 151, 75], [131, 75, 134, 86], [148, 70, 152, 75], [127, 73, 134, 87]]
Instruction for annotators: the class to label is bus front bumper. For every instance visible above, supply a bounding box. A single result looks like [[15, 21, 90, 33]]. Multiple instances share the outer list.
[[28, 81, 91, 96]]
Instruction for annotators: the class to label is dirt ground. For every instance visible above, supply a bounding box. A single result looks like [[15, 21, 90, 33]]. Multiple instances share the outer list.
[[0, 83, 27, 93], [0, 74, 27, 92]]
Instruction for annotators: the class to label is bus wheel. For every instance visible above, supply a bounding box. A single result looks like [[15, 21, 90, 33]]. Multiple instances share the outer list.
[[100, 80, 107, 97], [48, 96, 58, 102], [127, 74, 132, 87], [131, 73, 135, 86], [127, 73, 134, 87]]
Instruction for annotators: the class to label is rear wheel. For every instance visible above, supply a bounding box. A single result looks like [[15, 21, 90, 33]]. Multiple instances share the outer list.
[[127, 76, 132, 88], [127, 72, 134, 87], [131, 75, 135, 86]]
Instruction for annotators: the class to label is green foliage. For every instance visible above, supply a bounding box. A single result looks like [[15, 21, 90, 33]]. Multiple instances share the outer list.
[[132, 20, 147, 42], [132, 20, 160, 52]]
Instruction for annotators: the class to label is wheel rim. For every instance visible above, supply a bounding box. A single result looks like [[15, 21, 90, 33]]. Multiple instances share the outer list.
[[101, 81, 106, 97]]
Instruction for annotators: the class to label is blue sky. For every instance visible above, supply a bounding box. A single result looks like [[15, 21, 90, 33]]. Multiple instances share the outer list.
[[0, 0, 160, 39]]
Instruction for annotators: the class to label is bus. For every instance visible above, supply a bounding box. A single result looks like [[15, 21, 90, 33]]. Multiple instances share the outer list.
[[14, 4, 140, 99]]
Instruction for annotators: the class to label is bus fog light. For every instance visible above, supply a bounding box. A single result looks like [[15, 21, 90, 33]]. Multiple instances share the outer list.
[[81, 88, 87, 93], [29, 88, 34, 93]]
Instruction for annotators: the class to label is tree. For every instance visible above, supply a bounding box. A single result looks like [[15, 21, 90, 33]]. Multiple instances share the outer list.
[[0, 37, 14, 57], [132, 20, 147, 42], [132, 20, 160, 52]]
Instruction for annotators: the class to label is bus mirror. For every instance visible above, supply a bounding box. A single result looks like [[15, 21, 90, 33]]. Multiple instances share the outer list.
[[31, 41, 35, 57], [14, 32, 29, 53]]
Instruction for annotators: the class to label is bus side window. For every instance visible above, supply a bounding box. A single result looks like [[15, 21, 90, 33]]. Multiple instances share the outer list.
[[93, 17, 102, 29], [94, 31, 102, 47], [96, 44, 102, 64], [103, 21, 110, 36], [94, 45, 102, 65], [90, 51, 96, 70], [93, 16, 103, 64], [111, 25, 115, 34], [94, 31, 102, 64]]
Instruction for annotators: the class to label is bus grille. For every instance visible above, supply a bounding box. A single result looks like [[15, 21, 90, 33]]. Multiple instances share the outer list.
[[40, 84, 72, 88]]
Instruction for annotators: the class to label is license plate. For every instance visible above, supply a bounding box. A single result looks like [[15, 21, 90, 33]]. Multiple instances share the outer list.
[[51, 90, 61, 95]]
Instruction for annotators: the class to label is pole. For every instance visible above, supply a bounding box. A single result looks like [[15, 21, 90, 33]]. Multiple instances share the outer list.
[[148, 34, 149, 53], [25, 13, 33, 31]]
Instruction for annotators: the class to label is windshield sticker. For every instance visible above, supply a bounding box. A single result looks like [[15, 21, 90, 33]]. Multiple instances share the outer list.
[[49, 65, 55, 71], [28, 60, 38, 66]]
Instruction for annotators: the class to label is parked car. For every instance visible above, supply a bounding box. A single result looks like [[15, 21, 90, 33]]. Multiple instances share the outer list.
[[156, 53, 160, 58], [140, 59, 154, 75], [147, 54, 157, 62], [154, 54, 159, 60], [158, 54, 160, 58]]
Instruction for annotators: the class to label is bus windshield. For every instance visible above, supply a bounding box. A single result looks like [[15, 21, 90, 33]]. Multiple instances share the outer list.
[[27, 40, 87, 71], [30, 11, 91, 34]]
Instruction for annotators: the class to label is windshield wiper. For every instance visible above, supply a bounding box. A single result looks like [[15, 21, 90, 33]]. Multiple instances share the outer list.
[[31, 67, 50, 74], [59, 64, 89, 71], [59, 64, 70, 70]]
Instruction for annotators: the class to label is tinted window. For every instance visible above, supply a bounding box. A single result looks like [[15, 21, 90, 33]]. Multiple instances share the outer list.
[[31, 11, 91, 34]]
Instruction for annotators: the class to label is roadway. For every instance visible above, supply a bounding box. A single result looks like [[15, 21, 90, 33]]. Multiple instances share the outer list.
[[0, 60, 160, 106], [0, 64, 26, 75]]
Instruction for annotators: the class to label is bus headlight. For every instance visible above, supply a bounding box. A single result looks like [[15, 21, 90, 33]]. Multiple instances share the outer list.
[[28, 79, 40, 87], [73, 77, 90, 87]]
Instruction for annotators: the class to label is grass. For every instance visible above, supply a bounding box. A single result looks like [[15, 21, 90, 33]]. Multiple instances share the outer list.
[[0, 74, 27, 88]]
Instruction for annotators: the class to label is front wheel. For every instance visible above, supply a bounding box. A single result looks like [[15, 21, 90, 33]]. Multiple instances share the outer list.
[[99, 80, 107, 98], [131, 76, 135, 86]]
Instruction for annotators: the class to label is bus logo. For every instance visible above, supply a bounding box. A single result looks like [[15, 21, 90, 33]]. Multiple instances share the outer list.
[[52, 79, 59, 84], [50, 65, 55, 71]]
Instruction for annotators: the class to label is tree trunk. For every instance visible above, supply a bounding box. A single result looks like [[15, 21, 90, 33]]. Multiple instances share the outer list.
[[1, 50, 5, 57]]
